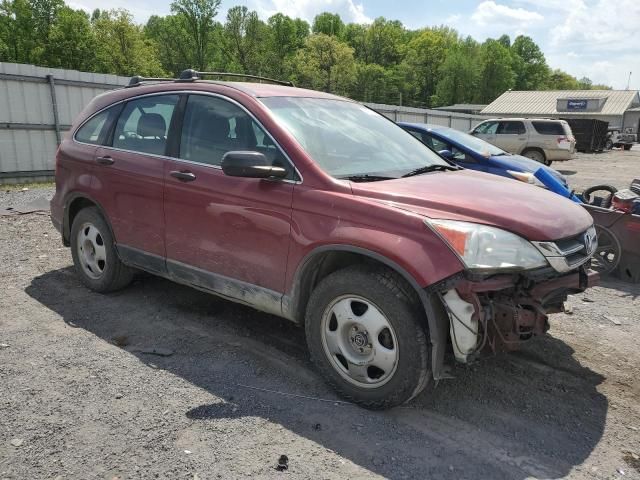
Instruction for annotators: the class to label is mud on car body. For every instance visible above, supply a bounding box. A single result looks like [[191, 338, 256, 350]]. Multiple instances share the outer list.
[[51, 70, 598, 409]]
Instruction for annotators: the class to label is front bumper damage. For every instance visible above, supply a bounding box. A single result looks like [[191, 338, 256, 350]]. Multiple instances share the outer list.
[[427, 266, 599, 379]]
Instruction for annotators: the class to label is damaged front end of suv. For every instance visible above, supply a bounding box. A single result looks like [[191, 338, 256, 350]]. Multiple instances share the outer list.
[[425, 220, 599, 375]]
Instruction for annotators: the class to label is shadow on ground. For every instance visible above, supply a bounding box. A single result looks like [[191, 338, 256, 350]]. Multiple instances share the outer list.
[[26, 267, 607, 479]]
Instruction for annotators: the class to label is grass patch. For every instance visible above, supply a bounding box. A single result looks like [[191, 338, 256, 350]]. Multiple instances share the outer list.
[[2, 181, 55, 191]]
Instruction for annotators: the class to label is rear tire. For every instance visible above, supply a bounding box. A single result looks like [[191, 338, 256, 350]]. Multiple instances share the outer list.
[[522, 148, 549, 165], [305, 265, 430, 409], [623, 144, 632, 151], [70, 207, 134, 293]]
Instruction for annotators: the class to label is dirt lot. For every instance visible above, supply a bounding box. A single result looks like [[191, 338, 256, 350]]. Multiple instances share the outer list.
[[1, 149, 639, 480], [557, 146, 639, 192]]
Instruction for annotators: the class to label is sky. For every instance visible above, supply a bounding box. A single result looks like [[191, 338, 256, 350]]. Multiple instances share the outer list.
[[69, 0, 640, 90]]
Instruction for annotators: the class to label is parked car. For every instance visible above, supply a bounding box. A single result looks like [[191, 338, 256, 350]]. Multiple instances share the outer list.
[[398, 122, 568, 187], [470, 118, 576, 165], [605, 128, 635, 150], [51, 71, 598, 409]]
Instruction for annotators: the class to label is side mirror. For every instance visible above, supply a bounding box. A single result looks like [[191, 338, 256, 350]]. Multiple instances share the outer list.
[[438, 149, 454, 160], [221, 151, 287, 179]]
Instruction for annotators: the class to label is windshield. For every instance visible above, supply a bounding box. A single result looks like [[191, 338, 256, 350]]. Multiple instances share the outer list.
[[260, 97, 448, 178], [438, 127, 506, 156]]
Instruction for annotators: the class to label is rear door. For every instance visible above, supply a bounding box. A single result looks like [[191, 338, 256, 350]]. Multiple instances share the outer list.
[[93, 94, 180, 272], [495, 120, 527, 153], [163, 93, 296, 297]]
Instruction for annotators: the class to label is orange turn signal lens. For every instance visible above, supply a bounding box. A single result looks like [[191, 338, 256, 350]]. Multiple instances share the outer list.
[[431, 222, 469, 257]]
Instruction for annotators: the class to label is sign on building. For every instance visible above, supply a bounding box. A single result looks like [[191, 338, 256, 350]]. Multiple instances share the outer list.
[[567, 99, 588, 110]]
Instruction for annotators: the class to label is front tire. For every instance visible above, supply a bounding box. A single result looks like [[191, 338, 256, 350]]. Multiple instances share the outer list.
[[70, 207, 134, 292], [305, 265, 430, 409]]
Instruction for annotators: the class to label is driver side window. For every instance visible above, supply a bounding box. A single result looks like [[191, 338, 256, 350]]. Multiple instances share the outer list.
[[475, 121, 498, 135], [179, 94, 295, 179]]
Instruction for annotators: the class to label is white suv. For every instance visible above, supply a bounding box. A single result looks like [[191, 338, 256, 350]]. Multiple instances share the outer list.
[[471, 118, 576, 166]]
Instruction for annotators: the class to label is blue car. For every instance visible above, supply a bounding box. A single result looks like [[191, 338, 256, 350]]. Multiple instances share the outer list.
[[398, 122, 568, 187]]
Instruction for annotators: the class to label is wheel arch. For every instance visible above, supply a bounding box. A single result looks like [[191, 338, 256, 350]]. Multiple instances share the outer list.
[[63, 193, 115, 247], [521, 146, 546, 161], [285, 244, 450, 380]]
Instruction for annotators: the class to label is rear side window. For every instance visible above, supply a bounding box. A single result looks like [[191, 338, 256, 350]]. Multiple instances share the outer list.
[[532, 121, 565, 135], [498, 121, 526, 135], [112, 95, 179, 155], [75, 109, 111, 145]]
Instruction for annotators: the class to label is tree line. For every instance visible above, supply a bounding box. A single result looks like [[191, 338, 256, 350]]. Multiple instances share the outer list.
[[0, 0, 610, 108]]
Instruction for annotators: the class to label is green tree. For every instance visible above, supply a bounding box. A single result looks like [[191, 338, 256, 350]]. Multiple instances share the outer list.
[[169, 0, 220, 71], [312, 12, 343, 37], [292, 18, 310, 46], [546, 69, 581, 89], [402, 27, 457, 106], [43, 6, 96, 70], [266, 13, 299, 77], [497, 34, 510, 48], [93, 9, 164, 76], [511, 35, 549, 90], [222, 6, 269, 74], [0, 0, 38, 62], [366, 17, 404, 67], [476, 39, 515, 103], [343, 23, 368, 61], [434, 46, 478, 106], [293, 33, 355, 95], [352, 62, 402, 103]]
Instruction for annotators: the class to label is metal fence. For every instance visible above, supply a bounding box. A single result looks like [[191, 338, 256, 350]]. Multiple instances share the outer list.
[[0, 62, 128, 183], [364, 102, 487, 132], [0, 63, 487, 183]]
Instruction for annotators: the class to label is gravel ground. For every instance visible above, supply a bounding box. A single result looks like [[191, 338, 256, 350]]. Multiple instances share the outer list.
[[558, 145, 639, 192], [1, 151, 639, 480]]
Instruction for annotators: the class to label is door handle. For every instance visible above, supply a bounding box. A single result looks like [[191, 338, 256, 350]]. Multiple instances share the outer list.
[[170, 170, 196, 182], [96, 155, 114, 165]]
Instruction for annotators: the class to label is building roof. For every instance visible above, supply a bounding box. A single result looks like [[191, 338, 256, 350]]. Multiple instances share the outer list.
[[482, 90, 640, 116], [434, 104, 487, 113]]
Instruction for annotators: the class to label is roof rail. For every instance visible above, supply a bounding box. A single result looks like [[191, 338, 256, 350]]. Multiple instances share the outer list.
[[179, 69, 294, 87], [127, 75, 176, 87]]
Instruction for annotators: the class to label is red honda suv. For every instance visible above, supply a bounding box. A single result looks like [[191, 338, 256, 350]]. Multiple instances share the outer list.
[[51, 71, 598, 409]]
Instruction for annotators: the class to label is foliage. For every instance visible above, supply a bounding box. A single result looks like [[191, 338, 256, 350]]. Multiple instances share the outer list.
[[293, 33, 355, 95], [92, 9, 164, 76], [0, 0, 611, 106]]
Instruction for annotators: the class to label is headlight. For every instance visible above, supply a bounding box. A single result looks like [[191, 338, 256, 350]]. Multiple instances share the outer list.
[[507, 170, 545, 187], [426, 219, 548, 271]]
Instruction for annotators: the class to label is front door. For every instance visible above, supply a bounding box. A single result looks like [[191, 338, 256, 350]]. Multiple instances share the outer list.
[[163, 93, 296, 304], [93, 94, 179, 271], [472, 120, 499, 148]]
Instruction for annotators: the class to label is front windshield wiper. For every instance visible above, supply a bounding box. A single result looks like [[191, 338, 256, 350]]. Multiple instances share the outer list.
[[401, 164, 461, 178], [340, 174, 398, 182]]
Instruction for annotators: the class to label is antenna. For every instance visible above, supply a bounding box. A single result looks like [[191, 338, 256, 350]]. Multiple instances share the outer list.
[[626, 71, 632, 90]]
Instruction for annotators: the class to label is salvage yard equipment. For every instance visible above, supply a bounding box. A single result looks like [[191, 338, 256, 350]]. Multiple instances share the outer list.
[[561, 118, 609, 153], [582, 183, 640, 282]]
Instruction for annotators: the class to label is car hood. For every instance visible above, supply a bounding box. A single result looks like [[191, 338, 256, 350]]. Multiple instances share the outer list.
[[492, 154, 567, 185], [351, 170, 593, 241]]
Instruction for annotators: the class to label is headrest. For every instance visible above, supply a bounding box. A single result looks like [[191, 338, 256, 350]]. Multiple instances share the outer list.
[[137, 113, 166, 138]]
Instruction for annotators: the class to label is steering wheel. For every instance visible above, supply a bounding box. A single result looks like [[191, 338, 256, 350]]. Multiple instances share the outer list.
[[582, 185, 618, 208]]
